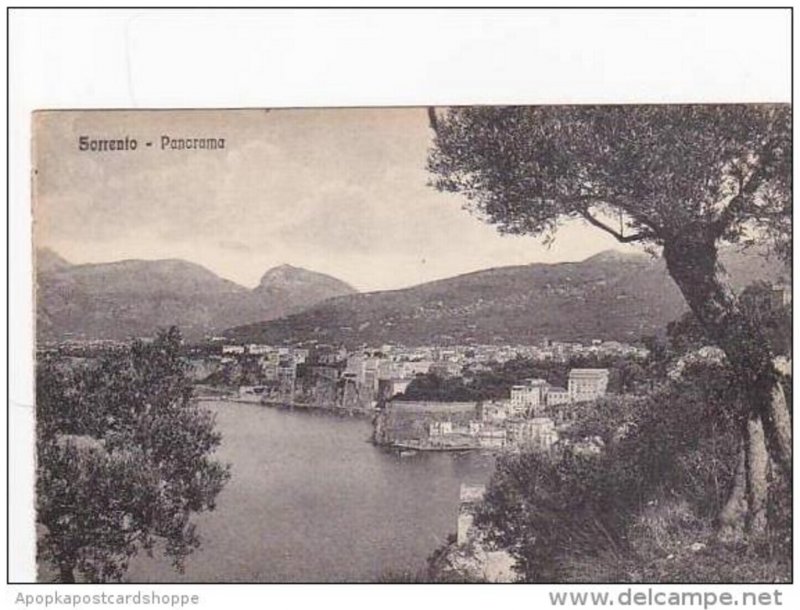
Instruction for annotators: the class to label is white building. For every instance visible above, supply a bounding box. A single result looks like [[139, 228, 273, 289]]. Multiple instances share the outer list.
[[478, 428, 507, 449], [379, 377, 412, 400], [429, 421, 453, 436], [509, 378, 548, 415], [481, 400, 511, 423], [506, 417, 558, 451], [568, 368, 610, 402], [403, 360, 433, 377], [546, 385, 571, 406], [246, 344, 272, 355], [292, 348, 309, 364]]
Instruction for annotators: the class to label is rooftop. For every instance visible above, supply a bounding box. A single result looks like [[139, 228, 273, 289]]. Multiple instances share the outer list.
[[569, 368, 610, 378]]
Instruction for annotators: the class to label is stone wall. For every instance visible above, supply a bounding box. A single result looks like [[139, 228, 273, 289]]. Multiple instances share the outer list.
[[374, 401, 479, 445]]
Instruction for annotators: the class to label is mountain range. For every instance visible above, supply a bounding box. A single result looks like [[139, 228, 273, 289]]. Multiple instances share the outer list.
[[224, 248, 788, 347], [36, 246, 787, 345], [35, 249, 356, 342]]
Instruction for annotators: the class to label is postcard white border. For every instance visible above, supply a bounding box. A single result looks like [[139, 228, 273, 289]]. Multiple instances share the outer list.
[[4, 3, 795, 607]]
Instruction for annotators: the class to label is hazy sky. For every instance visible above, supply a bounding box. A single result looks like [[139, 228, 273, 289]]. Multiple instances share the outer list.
[[33, 108, 640, 291]]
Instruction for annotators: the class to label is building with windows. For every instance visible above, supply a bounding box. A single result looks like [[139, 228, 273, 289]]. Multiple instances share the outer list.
[[429, 361, 463, 378], [509, 378, 548, 415], [771, 283, 792, 309], [568, 368, 609, 402], [480, 399, 512, 423], [506, 417, 558, 452], [546, 385, 571, 406], [377, 378, 412, 402], [403, 360, 433, 377], [292, 348, 309, 364], [247, 344, 272, 355], [429, 421, 453, 436]]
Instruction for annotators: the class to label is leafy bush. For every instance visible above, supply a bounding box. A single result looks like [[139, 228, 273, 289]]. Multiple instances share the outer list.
[[37, 328, 230, 582], [473, 360, 790, 583]]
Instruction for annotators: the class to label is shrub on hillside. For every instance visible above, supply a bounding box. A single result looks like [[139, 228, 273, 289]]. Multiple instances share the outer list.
[[473, 360, 789, 582]]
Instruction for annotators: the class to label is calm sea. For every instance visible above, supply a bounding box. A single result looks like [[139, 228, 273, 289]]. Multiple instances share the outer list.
[[126, 400, 495, 583]]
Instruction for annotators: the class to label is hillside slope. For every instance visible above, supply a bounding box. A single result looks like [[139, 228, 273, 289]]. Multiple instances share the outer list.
[[36, 254, 356, 341], [225, 248, 786, 346]]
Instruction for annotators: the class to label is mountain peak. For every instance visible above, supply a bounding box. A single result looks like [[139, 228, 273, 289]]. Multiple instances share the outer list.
[[258, 264, 354, 290], [255, 264, 356, 311], [36, 247, 71, 273], [37, 256, 356, 342], [226, 247, 782, 347], [260, 263, 301, 280], [583, 250, 649, 265]]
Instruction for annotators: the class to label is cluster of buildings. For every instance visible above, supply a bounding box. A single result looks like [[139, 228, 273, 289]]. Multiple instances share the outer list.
[[508, 369, 609, 413], [224, 343, 466, 408], [219, 338, 629, 411], [513, 339, 648, 363], [378, 367, 610, 453], [37, 337, 132, 357], [224, 344, 309, 402], [222, 343, 309, 362], [743, 282, 793, 312], [216, 342, 616, 453]]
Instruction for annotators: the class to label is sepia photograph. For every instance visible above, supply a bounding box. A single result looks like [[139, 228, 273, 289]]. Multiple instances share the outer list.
[[30, 104, 792, 584]]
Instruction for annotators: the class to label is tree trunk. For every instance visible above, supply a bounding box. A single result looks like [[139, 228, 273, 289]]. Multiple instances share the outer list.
[[59, 563, 75, 583], [719, 420, 772, 539], [745, 415, 769, 537], [662, 237, 791, 531], [718, 445, 746, 540], [765, 381, 791, 475]]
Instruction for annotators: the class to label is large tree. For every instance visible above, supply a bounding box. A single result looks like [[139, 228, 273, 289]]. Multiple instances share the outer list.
[[36, 327, 230, 582], [427, 105, 791, 537]]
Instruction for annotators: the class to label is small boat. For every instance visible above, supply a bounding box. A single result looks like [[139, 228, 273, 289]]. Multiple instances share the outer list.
[[398, 449, 418, 458]]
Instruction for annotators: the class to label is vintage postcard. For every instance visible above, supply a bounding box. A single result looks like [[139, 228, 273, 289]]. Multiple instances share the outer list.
[[32, 106, 791, 584]]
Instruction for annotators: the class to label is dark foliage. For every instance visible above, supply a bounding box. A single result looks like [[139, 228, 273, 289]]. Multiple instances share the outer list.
[[427, 104, 792, 556], [667, 281, 792, 358], [397, 373, 482, 402], [396, 355, 651, 403], [428, 105, 790, 260], [474, 361, 789, 582], [36, 327, 231, 582]]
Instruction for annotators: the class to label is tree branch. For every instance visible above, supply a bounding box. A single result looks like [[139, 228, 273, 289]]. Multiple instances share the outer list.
[[575, 189, 663, 238], [427, 107, 439, 132], [578, 209, 654, 243], [712, 134, 783, 237], [712, 161, 770, 236]]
